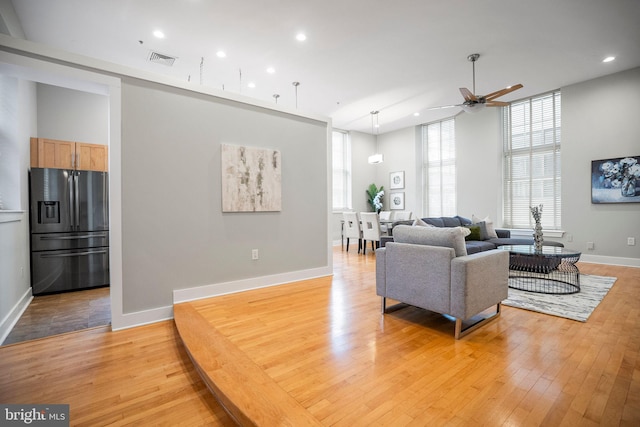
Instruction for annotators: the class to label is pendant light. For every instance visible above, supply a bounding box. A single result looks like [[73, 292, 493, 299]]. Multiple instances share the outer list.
[[368, 110, 383, 164]]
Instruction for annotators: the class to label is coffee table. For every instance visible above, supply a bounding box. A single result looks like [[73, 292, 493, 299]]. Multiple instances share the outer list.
[[498, 245, 582, 294]]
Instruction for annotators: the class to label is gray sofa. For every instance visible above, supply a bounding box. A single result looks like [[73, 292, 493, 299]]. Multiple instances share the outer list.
[[376, 225, 509, 339], [384, 215, 563, 254]]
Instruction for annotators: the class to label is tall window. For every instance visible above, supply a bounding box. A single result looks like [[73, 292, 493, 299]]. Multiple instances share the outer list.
[[422, 118, 456, 217], [332, 130, 352, 210], [503, 91, 561, 229]]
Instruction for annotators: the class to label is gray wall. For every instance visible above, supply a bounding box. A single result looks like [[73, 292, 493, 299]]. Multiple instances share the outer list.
[[349, 67, 640, 264], [121, 78, 329, 312], [562, 67, 640, 261], [36, 83, 108, 144]]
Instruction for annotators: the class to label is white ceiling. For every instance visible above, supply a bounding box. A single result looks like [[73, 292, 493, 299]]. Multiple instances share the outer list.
[[9, 0, 640, 134]]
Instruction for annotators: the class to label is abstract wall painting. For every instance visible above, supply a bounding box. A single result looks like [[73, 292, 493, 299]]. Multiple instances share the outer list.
[[591, 155, 640, 204], [221, 144, 282, 212]]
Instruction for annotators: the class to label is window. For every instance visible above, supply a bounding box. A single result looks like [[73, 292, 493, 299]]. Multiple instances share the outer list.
[[422, 118, 456, 217], [332, 130, 352, 210], [503, 91, 561, 229]]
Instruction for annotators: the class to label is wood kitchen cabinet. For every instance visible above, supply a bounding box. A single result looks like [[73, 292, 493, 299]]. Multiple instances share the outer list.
[[30, 138, 108, 172]]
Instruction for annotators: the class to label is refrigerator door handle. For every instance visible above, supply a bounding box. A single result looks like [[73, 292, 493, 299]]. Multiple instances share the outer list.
[[68, 172, 75, 229], [40, 249, 108, 258], [74, 172, 80, 230], [40, 234, 108, 240]]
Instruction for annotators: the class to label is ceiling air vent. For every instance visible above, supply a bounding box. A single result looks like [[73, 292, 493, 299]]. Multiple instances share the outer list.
[[148, 51, 177, 67]]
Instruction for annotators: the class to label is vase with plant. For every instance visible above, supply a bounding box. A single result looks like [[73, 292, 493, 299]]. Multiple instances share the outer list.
[[366, 183, 384, 213]]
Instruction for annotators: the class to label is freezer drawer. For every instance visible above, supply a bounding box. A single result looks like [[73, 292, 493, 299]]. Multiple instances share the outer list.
[[31, 231, 109, 252], [31, 247, 109, 295]]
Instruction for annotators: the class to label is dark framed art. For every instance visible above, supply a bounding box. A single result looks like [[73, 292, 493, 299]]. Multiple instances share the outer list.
[[591, 155, 640, 204]]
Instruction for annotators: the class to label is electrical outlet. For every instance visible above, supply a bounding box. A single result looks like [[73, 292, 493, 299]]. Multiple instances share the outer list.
[[628, 237, 636, 246], [252, 249, 259, 260], [587, 242, 594, 250], [567, 234, 573, 242]]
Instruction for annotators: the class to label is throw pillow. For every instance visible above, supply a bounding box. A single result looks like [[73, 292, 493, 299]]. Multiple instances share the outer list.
[[412, 218, 433, 227], [464, 225, 481, 241], [472, 214, 499, 239], [456, 226, 471, 237]]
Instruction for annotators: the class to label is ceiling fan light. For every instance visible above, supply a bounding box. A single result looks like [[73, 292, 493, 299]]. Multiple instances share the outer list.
[[368, 153, 384, 164], [461, 103, 486, 113]]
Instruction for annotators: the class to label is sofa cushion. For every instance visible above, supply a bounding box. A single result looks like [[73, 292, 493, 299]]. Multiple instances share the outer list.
[[467, 221, 489, 240], [442, 217, 463, 227], [465, 240, 498, 254], [423, 217, 444, 227], [393, 225, 468, 257]]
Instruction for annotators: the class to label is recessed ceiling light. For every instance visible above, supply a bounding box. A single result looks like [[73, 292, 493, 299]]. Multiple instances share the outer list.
[[248, 82, 256, 88], [216, 50, 226, 58], [414, 112, 420, 117], [266, 67, 275, 74], [153, 30, 165, 39], [296, 33, 307, 42], [602, 56, 616, 63]]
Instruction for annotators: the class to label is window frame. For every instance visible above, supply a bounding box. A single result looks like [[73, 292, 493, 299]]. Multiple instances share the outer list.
[[331, 130, 352, 211], [421, 118, 457, 218], [502, 90, 562, 230]]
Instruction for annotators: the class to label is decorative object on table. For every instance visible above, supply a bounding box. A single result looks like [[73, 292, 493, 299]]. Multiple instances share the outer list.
[[591, 155, 640, 203], [366, 183, 384, 213], [221, 144, 282, 212], [530, 204, 544, 251], [390, 192, 405, 210], [389, 171, 405, 189], [502, 274, 616, 322]]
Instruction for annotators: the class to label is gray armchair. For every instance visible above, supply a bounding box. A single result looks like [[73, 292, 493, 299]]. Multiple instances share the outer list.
[[376, 225, 509, 339]]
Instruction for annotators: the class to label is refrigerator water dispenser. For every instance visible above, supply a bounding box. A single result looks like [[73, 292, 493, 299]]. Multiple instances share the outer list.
[[38, 201, 60, 224]]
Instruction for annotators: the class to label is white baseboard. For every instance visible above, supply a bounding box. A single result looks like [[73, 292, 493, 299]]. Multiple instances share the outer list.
[[173, 266, 332, 304], [110, 266, 333, 330], [579, 254, 640, 268], [110, 305, 174, 331], [0, 288, 33, 345]]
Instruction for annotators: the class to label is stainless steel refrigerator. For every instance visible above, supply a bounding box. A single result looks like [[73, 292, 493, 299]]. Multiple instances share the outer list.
[[29, 167, 109, 295]]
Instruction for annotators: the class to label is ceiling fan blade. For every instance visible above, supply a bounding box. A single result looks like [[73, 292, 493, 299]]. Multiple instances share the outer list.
[[484, 84, 523, 101], [459, 88, 477, 102], [486, 101, 510, 107], [427, 104, 461, 111]]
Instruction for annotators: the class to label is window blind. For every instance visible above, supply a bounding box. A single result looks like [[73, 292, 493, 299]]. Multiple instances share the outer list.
[[422, 118, 456, 217], [503, 91, 561, 229], [332, 130, 352, 210]]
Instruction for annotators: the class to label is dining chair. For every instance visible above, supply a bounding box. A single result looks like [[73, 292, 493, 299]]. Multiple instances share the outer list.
[[360, 212, 382, 254], [379, 210, 392, 235], [393, 211, 413, 221], [342, 212, 362, 253]]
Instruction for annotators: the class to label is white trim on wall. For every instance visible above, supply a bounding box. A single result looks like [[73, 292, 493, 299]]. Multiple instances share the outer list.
[[0, 287, 32, 345]]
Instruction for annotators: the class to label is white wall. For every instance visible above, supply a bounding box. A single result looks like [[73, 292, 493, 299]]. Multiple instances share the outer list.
[[36, 83, 108, 144], [0, 76, 35, 344]]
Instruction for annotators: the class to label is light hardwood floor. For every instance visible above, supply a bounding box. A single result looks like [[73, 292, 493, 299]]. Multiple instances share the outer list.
[[1, 247, 639, 426]]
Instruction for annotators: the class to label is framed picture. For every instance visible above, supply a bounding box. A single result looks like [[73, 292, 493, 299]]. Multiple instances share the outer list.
[[390, 192, 405, 210], [389, 171, 404, 189], [591, 155, 640, 204]]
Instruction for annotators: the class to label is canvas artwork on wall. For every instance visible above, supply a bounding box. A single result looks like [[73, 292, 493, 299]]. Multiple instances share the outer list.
[[591, 155, 640, 204], [221, 144, 282, 212]]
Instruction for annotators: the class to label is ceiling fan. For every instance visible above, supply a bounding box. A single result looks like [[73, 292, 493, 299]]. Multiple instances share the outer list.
[[431, 53, 523, 113]]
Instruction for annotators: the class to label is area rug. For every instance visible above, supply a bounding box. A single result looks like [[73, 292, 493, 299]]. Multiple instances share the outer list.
[[503, 274, 617, 322]]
